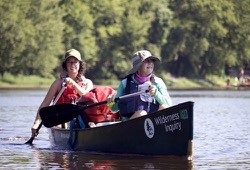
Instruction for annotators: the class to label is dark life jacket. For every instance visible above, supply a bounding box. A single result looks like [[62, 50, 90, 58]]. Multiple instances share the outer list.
[[118, 75, 159, 118]]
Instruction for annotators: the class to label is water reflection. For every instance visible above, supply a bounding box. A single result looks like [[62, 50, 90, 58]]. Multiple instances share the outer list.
[[170, 90, 250, 98], [34, 149, 193, 169], [0, 89, 250, 169]]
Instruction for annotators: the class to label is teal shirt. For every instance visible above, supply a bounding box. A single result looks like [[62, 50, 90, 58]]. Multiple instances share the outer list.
[[110, 75, 172, 113]]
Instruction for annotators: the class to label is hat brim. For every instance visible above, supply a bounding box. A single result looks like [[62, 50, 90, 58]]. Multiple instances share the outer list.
[[64, 55, 81, 62], [126, 56, 160, 76], [126, 63, 142, 75]]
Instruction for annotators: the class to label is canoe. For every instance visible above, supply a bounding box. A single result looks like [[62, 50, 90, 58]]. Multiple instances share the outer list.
[[46, 101, 194, 159]]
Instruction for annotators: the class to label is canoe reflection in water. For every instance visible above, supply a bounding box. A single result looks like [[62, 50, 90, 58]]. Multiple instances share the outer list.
[[33, 149, 193, 169]]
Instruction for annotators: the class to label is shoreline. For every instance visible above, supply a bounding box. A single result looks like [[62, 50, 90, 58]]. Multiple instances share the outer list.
[[0, 84, 50, 90], [0, 84, 242, 91], [0, 84, 118, 90]]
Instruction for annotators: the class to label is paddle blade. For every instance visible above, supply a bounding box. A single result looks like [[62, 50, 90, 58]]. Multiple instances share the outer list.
[[40, 104, 82, 128], [25, 137, 35, 145], [25, 122, 43, 145]]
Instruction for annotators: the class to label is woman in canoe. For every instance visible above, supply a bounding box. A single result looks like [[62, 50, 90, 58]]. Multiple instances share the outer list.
[[31, 49, 93, 137], [107, 50, 172, 120]]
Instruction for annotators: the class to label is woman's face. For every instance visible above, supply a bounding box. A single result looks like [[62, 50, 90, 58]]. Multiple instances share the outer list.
[[137, 58, 155, 76], [65, 56, 80, 74]]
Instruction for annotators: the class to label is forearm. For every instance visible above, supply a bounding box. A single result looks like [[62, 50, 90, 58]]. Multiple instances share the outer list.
[[32, 80, 58, 129], [154, 87, 172, 107], [73, 79, 93, 96], [154, 78, 172, 107], [32, 109, 42, 129], [73, 82, 85, 96]]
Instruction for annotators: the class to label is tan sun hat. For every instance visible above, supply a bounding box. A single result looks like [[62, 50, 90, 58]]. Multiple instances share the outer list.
[[126, 50, 160, 75], [64, 49, 81, 61]]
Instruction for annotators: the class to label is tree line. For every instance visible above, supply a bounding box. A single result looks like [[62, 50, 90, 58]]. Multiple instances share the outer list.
[[0, 0, 249, 83]]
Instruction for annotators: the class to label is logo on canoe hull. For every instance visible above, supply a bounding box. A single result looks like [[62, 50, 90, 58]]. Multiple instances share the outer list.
[[144, 118, 154, 138]]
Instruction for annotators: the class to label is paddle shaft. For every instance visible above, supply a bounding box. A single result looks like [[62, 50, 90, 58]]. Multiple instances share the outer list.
[[25, 83, 66, 144], [53, 83, 66, 105], [40, 89, 149, 128], [37, 83, 67, 128], [39, 82, 67, 125], [118, 89, 149, 100], [77, 89, 149, 105]]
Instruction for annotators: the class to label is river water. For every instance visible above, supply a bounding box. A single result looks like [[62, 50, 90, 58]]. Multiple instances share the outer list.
[[0, 89, 249, 169]]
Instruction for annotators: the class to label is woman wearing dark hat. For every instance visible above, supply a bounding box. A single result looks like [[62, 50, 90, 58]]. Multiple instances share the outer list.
[[107, 50, 172, 120], [30, 49, 93, 137]]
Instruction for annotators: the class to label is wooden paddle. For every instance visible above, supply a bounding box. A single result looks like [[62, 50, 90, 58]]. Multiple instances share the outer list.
[[25, 83, 66, 144], [40, 90, 148, 128]]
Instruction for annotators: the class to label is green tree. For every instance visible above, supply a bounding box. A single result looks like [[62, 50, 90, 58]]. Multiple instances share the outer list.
[[21, 0, 64, 78], [0, 1, 31, 76], [228, 0, 250, 70], [59, 0, 97, 69], [88, 0, 173, 81], [2, 0, 249, 84], [164, 0, 238, 78], [0, 0, 64, 78]]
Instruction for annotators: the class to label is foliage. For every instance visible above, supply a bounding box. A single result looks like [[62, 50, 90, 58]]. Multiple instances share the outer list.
[[164, 0, 244, 78], [0, 1, 64, 78], [87, 0, 173, 80], [0, 72, 53, 85], [0, 0, 249, 82], [59, 0, 97, 65], [0, 0, 31, 75]]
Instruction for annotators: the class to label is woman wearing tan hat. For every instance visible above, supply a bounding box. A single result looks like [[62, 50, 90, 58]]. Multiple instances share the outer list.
[[107, 50, 172, 120], [30, 49, 93, 137]]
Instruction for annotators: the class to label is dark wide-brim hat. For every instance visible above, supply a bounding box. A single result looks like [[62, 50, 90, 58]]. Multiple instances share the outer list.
[[126, 50, 161, 75]]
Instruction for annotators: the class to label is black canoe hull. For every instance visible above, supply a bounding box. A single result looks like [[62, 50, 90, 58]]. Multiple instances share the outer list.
[[48, 101, 194, 158]]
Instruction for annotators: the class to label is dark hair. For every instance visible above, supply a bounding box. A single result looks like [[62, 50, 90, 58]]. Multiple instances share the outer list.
[[62, 60, 86, 83]]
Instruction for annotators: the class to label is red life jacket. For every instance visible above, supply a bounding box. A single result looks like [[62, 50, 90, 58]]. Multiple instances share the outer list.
[[55, 81, 84, 104], [78, 86, 120, 124]]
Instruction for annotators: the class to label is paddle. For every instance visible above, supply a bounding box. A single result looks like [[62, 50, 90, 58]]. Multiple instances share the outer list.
[[25, 83, 66, 144], [40, 90, 149, 128], [24, 122, 42, 144]]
